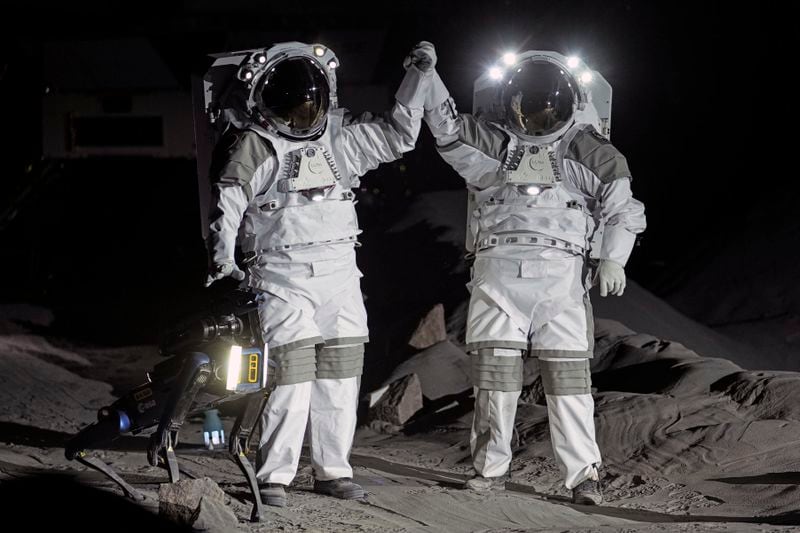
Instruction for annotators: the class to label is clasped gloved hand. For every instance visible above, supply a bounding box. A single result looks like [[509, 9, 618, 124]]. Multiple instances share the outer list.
[[403, 41, 437, 73], [205, 260, 245, 287], [596, 259, 626, 297]]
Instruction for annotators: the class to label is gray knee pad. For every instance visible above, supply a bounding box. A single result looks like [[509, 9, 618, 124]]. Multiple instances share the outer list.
[[316, 343, 364, 380], [272, 346, 317, 386], [470, 348, 523, 392], [539, 359, 591, 395]]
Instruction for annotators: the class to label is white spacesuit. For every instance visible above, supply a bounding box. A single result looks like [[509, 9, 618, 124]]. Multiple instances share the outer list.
[[420, 51, 646, 503], [199, 41, 436, 505]]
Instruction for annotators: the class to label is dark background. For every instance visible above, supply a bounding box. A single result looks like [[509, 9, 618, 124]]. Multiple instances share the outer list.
[[0, 1, 792, 381]]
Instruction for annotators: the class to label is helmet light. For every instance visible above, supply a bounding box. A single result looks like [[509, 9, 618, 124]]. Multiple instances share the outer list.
[[502, 52, 517, 66]]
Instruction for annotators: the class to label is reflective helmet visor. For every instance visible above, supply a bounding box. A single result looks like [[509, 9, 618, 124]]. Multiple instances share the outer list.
[[257, 56, 330, 138], [502, 60, 576, 137]]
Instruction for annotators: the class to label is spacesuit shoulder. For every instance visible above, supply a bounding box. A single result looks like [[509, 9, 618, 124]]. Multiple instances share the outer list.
[[456, 114, 509, 161], [564, 124, 631, 184], [209, 128, 275, 190]]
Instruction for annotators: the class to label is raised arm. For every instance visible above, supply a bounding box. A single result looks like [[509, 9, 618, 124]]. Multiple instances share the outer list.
[[338, 42, 442, 178], [424, 71, 509, 190], [205, 130, 275, 286]]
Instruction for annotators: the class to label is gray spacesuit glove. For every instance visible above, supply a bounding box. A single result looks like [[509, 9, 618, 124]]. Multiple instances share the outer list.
[[205, 260, 246, 288], [596, 259, 626, 297], [403, 41, 437, 73]]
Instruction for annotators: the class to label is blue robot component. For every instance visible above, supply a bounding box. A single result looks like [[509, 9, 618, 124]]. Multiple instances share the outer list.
[[65, 291, 273, 523]]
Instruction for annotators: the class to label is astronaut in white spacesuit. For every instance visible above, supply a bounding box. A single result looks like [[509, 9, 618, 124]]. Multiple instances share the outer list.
[[201, 41, 437, 506], [420, 51, 646, 504]]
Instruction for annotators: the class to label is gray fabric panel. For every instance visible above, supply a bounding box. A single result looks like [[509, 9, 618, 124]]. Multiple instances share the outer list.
[[322, 336, 370, 347], [316, 344, 365, 379], [529, 349, 593, 359], [584, 294, 595, 355], [273, 347, 317, 386], [210, 130, 274, 199], [436, 139, 463, 153], [565, 125, 631, 184], [342, 110, 385, 127], [455, 114, 509, 161], [466, 340, 529, 352], [425, 97, 458, 142], [470, 353, 523, 392], [580, 259, 595, 355], [269, 336, 325, 356], [540, 359, 591, 395]]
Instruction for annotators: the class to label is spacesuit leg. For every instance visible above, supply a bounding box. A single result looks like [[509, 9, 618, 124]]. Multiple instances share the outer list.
[[307, 375, 360, 480], [521, 250, 601, 489], [465, 253, 533, 478], [255, 381, 312, 485], [470, 348, 524, 478], [254, 284, 323, 485], [307, 258, 368, 480], [530, 260, 601, 489], [539, 357, 601, 489]]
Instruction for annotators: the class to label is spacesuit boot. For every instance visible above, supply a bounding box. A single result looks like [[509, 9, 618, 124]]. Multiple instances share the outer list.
[[313, 478, 365, 499], [571, 465, 603, 505]]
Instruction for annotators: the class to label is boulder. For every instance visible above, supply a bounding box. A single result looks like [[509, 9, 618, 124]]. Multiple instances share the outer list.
[[158, 477, 238, 531], [369, 373, 423, 426], [408, 304, 448, 349], [384, 340, 471, 400]]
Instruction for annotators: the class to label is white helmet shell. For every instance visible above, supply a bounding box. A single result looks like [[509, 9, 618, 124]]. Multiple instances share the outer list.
[[473, 50, 613, 141]]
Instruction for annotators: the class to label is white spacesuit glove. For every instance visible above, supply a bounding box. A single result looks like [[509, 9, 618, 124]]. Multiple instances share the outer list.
[[403, 41, 437, 73], [205, 260, 245, 288], [596, 259, 626, 297]]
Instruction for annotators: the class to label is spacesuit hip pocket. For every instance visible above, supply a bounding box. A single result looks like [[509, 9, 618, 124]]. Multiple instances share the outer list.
[[311, 260, 338, 277], [519, 260, 547, 279], [310, 255, 355, 278]]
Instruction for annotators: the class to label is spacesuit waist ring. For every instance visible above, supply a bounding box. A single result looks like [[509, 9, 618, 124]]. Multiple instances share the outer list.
[[476, 233, 585, 254]]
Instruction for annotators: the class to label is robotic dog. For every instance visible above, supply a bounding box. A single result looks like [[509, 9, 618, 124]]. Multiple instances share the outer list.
[[65, 290, 272, 522]]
